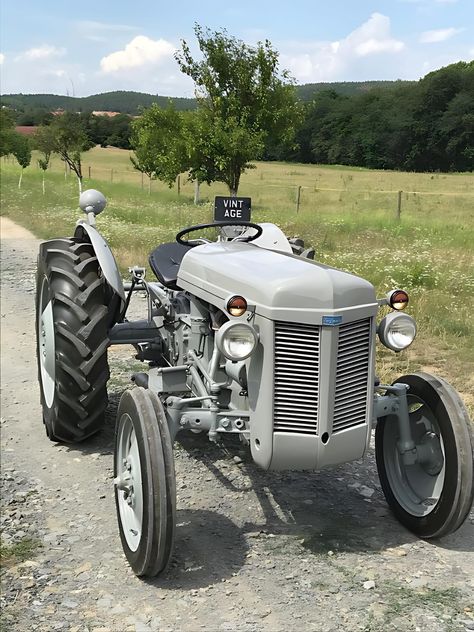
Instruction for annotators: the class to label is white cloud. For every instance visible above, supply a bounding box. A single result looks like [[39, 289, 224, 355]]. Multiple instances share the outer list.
[[0, 53, 4, 65], [420, 27, 463, 43], [355, 38, 404, 56], [15, 45, 65, 62], [337, 13, 405, 56], [100, 36, 175, 73], [281, 13, 404, 82]]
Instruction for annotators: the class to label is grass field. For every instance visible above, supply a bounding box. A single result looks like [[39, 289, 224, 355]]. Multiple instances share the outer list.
[[1, 149, 473, 410]]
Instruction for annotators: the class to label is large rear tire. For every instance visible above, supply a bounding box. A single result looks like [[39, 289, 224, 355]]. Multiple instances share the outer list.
[[36, 238, 110, 442], [375, 372, 474, 538]]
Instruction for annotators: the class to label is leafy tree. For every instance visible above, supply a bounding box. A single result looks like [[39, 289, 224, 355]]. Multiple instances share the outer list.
[[16, 107, 53, 126], [175, 25, 302, 195], [0, 109, 17, 157], [439, 91, 474, 171], [181, 108, 220, 202], [130, 103, 189, 192], [12, 134, 32, 188], [84, 112, 132, 149], [36, 144, 51, 195], [35, 112, 94, 192]]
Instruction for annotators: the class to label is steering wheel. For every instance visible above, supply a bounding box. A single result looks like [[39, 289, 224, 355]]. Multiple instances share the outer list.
[[176, 222, 263, 247]]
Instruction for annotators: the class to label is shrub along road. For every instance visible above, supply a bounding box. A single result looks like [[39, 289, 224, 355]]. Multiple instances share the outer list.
[[1, 217, 473, 632]]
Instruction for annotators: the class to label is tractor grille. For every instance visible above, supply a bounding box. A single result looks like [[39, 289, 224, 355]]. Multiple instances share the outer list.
[[332, 318, 371, 433], [273, 322, 319, 435]]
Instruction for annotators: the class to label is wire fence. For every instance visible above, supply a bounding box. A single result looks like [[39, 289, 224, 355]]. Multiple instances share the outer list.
[[3, 155, 473, 222], [80, 164, 473, 223]]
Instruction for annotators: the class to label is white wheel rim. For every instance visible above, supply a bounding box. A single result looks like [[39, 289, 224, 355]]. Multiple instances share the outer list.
[[116, 414, 144, 552], [383, 396, 446, 517], [38, 280, 56, 408]]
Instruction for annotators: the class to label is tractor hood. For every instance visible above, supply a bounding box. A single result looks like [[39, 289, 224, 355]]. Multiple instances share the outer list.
[[177, 242, 378, 324]]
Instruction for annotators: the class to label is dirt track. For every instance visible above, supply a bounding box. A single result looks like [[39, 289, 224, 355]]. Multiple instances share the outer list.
[[1, 216, 473, 632]]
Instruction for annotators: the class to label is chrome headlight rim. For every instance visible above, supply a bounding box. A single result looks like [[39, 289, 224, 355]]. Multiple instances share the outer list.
[[378, 312, 417, 352], [216, 321, 259, 361]]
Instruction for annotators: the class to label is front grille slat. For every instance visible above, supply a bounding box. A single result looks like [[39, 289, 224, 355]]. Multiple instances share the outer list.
[[333, 318, 371, 433], [273, 321, 319, 435], [273, 317, 371, 437]]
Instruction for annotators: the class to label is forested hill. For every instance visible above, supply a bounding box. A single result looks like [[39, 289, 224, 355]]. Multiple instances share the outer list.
[[282, 61, 474, 172], [2, 62, 472, 171], [1, 80, 413, 114], [297, 80, 414, 100], [0, 90, 197, 114]]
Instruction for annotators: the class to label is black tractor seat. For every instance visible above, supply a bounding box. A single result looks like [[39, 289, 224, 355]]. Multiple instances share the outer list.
[[148, 242, 191, 289]]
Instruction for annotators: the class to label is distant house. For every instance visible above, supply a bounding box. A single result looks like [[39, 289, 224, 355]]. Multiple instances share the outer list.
[[15, 126, 38, 136], [92, 111, 121, 118]]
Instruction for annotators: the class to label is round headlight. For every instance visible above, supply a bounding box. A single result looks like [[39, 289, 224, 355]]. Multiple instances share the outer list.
[[216, 321, 258, 361], [378, 312, 417, 352]]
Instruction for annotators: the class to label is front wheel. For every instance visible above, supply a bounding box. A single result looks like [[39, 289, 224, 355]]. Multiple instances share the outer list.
[[114, 388, 176, 577], [375, 372, 474, 538]]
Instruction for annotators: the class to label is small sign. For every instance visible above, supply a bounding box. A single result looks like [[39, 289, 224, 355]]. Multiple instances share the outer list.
[[322, 315, 343, 326], [214, 196, 251, 223]]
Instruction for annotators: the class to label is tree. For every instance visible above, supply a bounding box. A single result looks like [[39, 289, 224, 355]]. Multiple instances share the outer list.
[[35, 112, 94, 192], [12, 134, 32, 188], [181, 108, 220, 203], [175, 25, 302, 195], [0, 109, 17, 157], [130, 103, 189, 193], [36, 143, 51, 195]]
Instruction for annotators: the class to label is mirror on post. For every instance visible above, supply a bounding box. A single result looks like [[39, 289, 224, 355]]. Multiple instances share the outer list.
[[79, 189, 107, 226]]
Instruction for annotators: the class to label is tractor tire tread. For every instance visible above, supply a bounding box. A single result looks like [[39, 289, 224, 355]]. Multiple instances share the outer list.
[[36, 238, 110, 443]]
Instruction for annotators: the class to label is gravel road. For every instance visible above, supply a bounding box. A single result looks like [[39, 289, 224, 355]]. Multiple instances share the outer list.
[[1, 216, 473, 632]]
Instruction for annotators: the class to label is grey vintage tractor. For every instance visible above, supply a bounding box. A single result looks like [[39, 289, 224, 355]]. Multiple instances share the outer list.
[[36, 189, 474, 577]]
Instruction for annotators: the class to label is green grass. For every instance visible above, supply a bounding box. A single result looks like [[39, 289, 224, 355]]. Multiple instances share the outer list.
[[0, 537, 41, 568], [364, 582, 465, 632], [1, 152, 473, 412]]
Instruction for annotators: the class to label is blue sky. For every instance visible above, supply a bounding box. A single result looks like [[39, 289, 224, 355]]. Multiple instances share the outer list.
[[1, 0, 472, 96]]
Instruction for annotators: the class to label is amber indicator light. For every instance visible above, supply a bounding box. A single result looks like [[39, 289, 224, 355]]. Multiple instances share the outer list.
[[390, 290, 409, 311], [227, 296, 247, 317]]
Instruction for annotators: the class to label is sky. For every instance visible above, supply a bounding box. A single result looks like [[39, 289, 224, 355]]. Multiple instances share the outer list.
[[0, 0, 472, 97]]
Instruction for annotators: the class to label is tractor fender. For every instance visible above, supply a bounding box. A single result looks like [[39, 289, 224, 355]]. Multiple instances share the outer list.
[[74, 220, 125, 303]]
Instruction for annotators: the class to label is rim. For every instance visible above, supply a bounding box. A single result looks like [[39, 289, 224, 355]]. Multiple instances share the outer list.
[[38, 277, 56, 408], [383, 394, 446, 517], [115, 413, 144, 552]]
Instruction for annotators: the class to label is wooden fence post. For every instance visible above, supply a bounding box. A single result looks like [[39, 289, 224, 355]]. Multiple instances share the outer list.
[[194, 180, 200, 205], [88, 165, 91, 179], [177, 174, 181, 196], [397, 190, 402, 221], [296, 185, 301, 214]]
